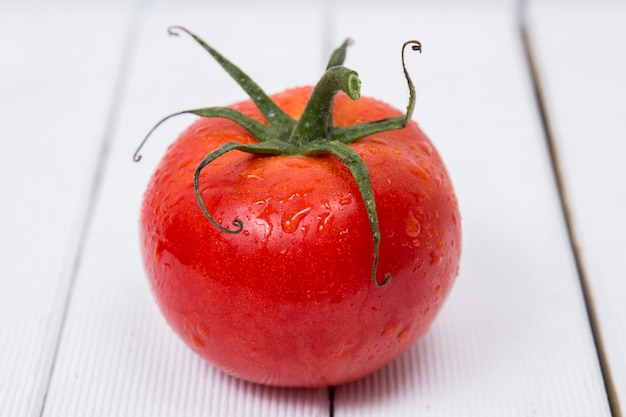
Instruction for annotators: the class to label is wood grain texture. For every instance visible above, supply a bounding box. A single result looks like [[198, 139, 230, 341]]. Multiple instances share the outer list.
[[0, 7, 130, 417], [329, 3, 611, 416], [527, 2, 626, 414]]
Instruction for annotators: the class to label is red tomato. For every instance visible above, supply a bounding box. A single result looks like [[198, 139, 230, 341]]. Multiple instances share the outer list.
[[138, 27, 461, 387]]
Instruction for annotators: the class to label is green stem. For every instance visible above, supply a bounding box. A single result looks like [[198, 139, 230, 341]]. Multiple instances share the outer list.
[[194, 142, 246, 234], [134, 107, 272, 161], [194, 140, 299, 233], [329, 40, 421, 144], [288, 66, 361, 146], [137, 30, 424, 288], [168, 26, 296, 136], [305, 141, 391, 286]]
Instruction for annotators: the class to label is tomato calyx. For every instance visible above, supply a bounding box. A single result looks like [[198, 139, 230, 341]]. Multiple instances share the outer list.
[[134, 26, 422, 287]]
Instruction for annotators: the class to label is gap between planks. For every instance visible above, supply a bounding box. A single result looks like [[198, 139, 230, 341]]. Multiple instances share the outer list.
[[518, 8, 622, 417]]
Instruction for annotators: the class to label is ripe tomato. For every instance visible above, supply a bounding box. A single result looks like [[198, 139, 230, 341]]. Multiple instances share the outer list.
[[137, 27, 461, 387]]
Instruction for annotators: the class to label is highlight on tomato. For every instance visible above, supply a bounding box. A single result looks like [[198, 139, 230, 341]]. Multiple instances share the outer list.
[[135, 26, 461, 387]]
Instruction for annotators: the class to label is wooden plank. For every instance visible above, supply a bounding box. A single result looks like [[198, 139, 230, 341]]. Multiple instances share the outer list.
[[526, 2, 626, 414], [0, 6, 131, 417], [329, 4, 612, 416], [40, 4, 330, 417]]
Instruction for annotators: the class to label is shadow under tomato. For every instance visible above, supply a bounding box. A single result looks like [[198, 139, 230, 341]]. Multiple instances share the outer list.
[[331, 329, 446, 413]]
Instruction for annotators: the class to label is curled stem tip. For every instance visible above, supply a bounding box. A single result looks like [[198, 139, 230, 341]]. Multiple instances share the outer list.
[[167, 25, 184, 37], [327, 38, 422, 145], [401, 40, 421, 125], [193, 142, 248, 234], [289, 66, 361, 146], [346, 72, 361, 100], [376, 273, 392, 287], [133, 111, 188, 162], [407, 40, 422, 53]]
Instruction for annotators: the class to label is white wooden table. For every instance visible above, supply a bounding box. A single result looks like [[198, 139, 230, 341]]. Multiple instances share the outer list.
[[1, 1, 624, 416]]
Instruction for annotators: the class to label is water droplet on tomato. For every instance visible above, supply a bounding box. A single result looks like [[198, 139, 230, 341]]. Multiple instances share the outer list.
[[370, 137, 389, 146], [336, 193, 353, 206], [197, 322, 211, 338], [282, 207, 312, 233], [429, 251, 442, 266], [410, 165, 430, 180], [405, 212, 421, 237], [172, 195, 184, 206], [154, 240, 165, 262], [317, 212, 334, 237], [288, 192, 304, 201], [418, 141, 433, 155], [381, 321, 403, 337], [254, 218, 272, 239], [191, 334, 205, 348], [280, 158, 310, 169], [397, 327, 411, 343], [177, 158, 192, 170]]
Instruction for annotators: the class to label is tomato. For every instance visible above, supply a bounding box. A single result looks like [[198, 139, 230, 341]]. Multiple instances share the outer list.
[[137, 27, 461, 387]]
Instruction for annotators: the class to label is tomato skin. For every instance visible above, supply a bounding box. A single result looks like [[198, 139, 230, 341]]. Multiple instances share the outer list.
[[140, 86, 461, 387]]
